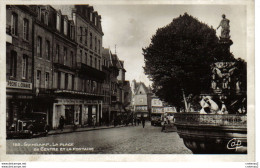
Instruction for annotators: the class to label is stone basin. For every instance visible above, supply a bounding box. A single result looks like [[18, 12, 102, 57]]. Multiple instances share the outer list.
[[174, 113, 247, 154]]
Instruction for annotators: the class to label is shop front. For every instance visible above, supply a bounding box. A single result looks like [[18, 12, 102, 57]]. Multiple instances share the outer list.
[[6, 94, 33, 128], [52, 98, 102, 129], [6, 81, 33, 129]]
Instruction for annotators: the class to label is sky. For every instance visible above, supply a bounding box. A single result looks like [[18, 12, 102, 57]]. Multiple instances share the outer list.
[[93, 4, 247, 86]]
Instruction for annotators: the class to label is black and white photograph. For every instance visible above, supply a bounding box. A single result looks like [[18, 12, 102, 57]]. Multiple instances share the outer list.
[[0, 0, 255, 163]]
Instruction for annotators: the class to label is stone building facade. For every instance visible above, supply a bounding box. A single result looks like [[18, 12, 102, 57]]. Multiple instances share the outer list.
[[6, 5, 36, 128], [6, 5, 130, 130], [131, 80, 151, 119]]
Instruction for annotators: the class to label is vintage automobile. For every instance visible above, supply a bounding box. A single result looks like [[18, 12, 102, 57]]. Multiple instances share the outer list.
[[7, 112, 50, 139], [151, 113, 163, 126]]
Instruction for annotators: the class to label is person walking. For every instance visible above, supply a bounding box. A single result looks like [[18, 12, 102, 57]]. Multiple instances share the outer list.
[[92, 116, 96, 128], [137, 118, 140, 126], [59, 115, 65, 131], [141, 115, 145, 128]]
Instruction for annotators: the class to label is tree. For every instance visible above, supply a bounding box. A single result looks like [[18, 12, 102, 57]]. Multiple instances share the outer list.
[[143, 13, 223, 110]]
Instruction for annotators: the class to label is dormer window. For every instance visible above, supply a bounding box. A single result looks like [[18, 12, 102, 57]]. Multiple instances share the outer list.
[[90, 32, 93, 49], [64, 19, 67, 35], [56, 13, 61, 31], [37, 7, 41, 20], [70, 24, 74, 40], [79, 27, 83, 43], [94, 17, 97, 25], [90, 12, 93, 22], [45, 12, 48, 25]]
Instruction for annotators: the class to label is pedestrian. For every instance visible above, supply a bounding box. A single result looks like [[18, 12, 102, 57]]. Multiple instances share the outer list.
[[137, 118, 140, 126], [141, 116, 145, 128], [161, 121, 167, 132], [114, 117, 117, 127], [92, 116, 96, 128], [59, 115, 65, 131]]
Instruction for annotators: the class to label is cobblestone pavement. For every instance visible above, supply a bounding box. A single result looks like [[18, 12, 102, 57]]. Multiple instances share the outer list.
[[6, 123, 192, 154]]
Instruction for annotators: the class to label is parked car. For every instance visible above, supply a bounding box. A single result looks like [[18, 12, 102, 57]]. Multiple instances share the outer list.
[[7, 112, 49, 139]]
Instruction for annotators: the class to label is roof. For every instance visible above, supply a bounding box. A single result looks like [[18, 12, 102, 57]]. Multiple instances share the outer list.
[[134, 82, 149, 95], [111, 54, 122, 69], [102, 48, 114, 67]]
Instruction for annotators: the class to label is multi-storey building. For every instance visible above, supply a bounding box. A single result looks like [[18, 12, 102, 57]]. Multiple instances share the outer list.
[[101, 48, 112, 125], [151, 95, 164, 113], [50, 5, 105, 127], [123, 80, 131, 111], [6, 5, 36, 128], [131, 80, 151, 119], [31, 5, 56, 127], [6, 5, 129, 130], [110, 53, 122, 121], [50, 7, 78, 128], [72, 5, 104, 127]]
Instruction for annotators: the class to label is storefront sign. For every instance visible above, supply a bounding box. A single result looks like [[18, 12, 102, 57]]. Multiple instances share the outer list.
[[6, 34, 12, 43], [6, 80, 32, 90]]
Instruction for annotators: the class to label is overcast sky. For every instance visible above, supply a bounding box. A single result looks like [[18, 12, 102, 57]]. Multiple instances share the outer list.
[[93, 5, 246, 86]]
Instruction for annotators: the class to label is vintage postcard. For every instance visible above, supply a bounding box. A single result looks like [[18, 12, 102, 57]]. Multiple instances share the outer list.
[[0, 0, 255, 162]]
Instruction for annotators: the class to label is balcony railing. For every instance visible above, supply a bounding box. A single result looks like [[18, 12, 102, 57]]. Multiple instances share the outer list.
[[77, 63, 105, 81], [174, 113, 247, 127], [54, 89, 104, 97]]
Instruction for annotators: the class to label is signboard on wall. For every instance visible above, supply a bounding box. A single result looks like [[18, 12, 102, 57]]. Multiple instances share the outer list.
[[6, 80, 32, 90]]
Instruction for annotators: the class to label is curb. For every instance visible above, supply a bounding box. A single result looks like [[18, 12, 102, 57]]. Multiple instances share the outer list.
[[48, 125, 131, 136]]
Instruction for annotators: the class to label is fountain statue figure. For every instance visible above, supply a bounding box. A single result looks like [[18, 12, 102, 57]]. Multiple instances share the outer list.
[[217, 14, 230, 39]]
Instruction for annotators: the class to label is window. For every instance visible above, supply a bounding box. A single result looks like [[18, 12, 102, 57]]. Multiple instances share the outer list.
[[98, 40, 100, 54], [80, 50, 82, 63], [65, 73, 68, 89], [45, 12, 49, 25], [56, 44, 60, 62], [90, 56, 93, 67], [94, 37, 97, 52], [22, 55, 28, 79], [57, 72, 61, 89], [37, 7, 41, 20], [71, 51, 74, 66], [45, 72, 49, 89], [37, 36, 42, 57], [11, 13, 18, 36], [94, 17, 97, 25], [85, 52, 87, 65], [79, 27, 83, 43], [82, 79, 85, 91], [98, 60, 101, 70], [90, 12, 93, 22], [85, 28, 88, 45], [72, 75, 75, 90], [95, 58, 97, 68], [10, 51, 17, 77], [84, 79, 87, 92], [70, 25, 74, 39], [64, 20, 67, 35], [93, 81, 96, 92], [23, 19, 29, 40], [36, 70, 41, 88], [90, 33, 92, 49], [64, 47, 67, 65], [46, 40, 50, 60], [56, 13, 60, 31]]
